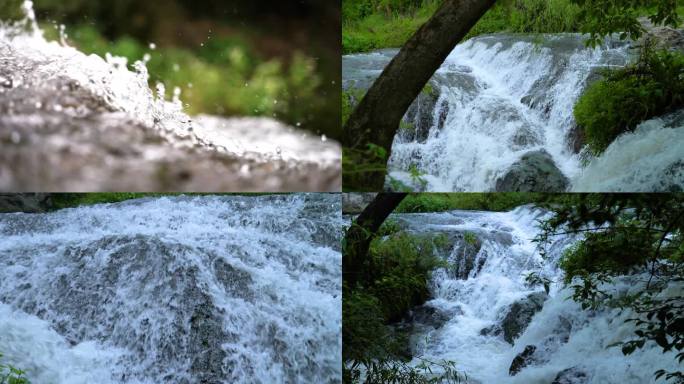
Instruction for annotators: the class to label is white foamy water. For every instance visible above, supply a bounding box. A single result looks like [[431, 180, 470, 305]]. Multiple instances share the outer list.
[[344, 34, 683, 192], [0, 2, 341, 191], [0, 194, 342, 383], [572, 113, 684, 191], [388, 206, 680, 383]]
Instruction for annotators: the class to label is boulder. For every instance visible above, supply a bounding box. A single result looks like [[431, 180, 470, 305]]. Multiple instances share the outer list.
[[495, 150, 569, 192], [551, 367, 589, 384], [403, 81, 441, 143], [448, 232, 483, 279], [509, 345, 537, 376], [480, 291, 548, 344], [342, 193, 377, 214], [0, 193, 52, 213]]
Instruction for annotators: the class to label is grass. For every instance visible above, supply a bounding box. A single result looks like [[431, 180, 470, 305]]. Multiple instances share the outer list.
[[342, 0, 684, 54], [395, 193, 549, 213]]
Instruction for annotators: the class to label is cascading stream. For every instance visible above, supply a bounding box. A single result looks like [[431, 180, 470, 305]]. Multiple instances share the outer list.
[[343, 34, 684, 192], [387, 206, 680, 383], [0, 195, 342, 384]]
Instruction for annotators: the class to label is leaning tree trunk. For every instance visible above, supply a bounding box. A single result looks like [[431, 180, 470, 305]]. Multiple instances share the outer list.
[[343, 0, 497, 190], [343, 193, 407, 287]]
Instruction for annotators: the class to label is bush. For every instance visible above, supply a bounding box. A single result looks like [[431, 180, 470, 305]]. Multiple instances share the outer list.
[[574, 45, 684, 154], [343, 232, 447, 362], [0, 354, 29, 384]]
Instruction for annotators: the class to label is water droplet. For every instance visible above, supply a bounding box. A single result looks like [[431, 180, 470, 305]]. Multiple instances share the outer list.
[[143, 53, 151, 63], [273, 100, 278, 105], [200, 42, 204, 47], [173, 64, 180, 72], [149, 43, 156, 50], [296, 122, 302, 127], [187, 83, 193, 89], [321, 135, 327, 142], [0, 76, 13, 89], [53, 104, 63, 112], [35, 101, 42, 109]]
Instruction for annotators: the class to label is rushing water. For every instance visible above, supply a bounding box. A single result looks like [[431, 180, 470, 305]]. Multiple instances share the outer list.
[[343, 35, 684, 192], [0, 194, 342, 384], [0, 2, 341, 191], [386, 206, 680, 383]]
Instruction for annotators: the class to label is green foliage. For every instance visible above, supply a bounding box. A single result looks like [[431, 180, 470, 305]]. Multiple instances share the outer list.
[[347, 358, 465, 384], [395, 193, 548, 213], [463, 231, 477, 246], [342, 88, 367, 126], [0, 354, 29, 384], [574, 45, 684, 154], [343, 144, 389, 192], [343, 231, 450, 378], [572, 0, 682, 47], [0, 0, 24, 22], [536, 194, 684, 381]]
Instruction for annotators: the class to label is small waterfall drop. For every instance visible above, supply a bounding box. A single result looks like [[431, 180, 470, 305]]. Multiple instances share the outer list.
[[387, 206, 680, 383]]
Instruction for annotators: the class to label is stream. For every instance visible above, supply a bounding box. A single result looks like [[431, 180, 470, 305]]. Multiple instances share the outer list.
[[384, 206, 681, 383], [0, 194, 342, 383], [343, 34, 684, 192]]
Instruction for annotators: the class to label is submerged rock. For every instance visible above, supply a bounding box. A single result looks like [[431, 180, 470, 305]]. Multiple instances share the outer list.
[[551, 367, 589, 384], [481, 291, 548, 344], [509, 345, 537, 376], [495, 150, 569, 192]]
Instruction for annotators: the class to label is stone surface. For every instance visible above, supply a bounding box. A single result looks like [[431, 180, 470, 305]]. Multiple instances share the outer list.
[[551, 367, 589, 384], [0, 193, 52, 213], [509, 345, 537, 376], [342, 193, 377, 214], [481, 291, 548, 344], [495, 150, 569, 192]]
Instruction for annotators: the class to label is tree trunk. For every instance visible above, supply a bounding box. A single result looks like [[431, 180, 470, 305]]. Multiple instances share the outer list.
[[343, 0, 497, 190], [343, 192, 407, 287]]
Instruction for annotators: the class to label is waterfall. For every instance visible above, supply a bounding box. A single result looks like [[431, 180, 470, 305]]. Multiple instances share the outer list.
[[343, 34, 682, 192], [0, 195, 342, 384], [387, 206, 680, 383]]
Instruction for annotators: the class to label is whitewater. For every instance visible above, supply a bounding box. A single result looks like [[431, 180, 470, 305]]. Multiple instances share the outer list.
[[385, 206, 681, 383], [0, 194, 342, 383], [342, 34, 684, 192]]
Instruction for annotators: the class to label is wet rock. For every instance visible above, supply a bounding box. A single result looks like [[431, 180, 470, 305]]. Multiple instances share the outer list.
[[511, 126, 543, 148], [409, 304, 462, 330], [448, 232, 483, 279], [635, 18, 684, 53], [551, 367, 589, 384], [509, 345, 537, 376], [495, 150, 569, 192], [566, 123, 585, 154], [342, 193, 377, 214], [404, 81, 441, 143], [0, 193, 52, 213], [481, 291, 548, 344]]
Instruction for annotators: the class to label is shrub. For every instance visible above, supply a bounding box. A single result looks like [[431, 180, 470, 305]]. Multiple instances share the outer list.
[[574, 45, 684, 154], [0, 354, 29, 384]]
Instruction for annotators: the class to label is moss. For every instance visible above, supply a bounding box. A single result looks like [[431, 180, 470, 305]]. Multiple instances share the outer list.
[[574, 46, 684, 155]]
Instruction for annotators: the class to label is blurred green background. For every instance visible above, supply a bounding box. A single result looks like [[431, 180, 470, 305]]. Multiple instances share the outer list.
[[0, 0, 342, 140]]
